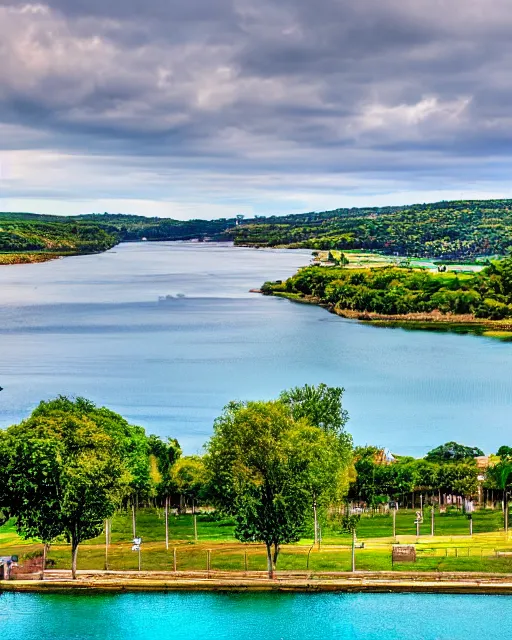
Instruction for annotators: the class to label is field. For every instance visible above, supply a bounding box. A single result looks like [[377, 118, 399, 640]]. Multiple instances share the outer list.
[[314, 250, 484, 272], [2, 508, 512, 575]]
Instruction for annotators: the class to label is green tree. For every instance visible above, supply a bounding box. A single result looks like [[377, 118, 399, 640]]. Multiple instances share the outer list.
[[2, 398, 137, 578], [171, 456, 208, 507], [425, 441, 484, 463], [206, 400, 344, 577]]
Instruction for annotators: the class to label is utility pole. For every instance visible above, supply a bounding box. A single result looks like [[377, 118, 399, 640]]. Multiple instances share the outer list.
[[505, 490, 509, 537], [351, 528, 356, 572], [165, 496, 169, 551], [392, 505, 396, 540], [193, 500, 198, 542], [313, 499, 318, 548], [104, 519, 110, 571], [431, 505, 435, 536]]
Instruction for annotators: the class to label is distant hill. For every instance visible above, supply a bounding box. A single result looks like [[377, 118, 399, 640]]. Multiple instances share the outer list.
[[2, 198, 512, 259], [229, 200, 512, 259]]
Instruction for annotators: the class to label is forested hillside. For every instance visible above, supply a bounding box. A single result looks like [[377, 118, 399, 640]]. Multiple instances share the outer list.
[[230, 200, 512, 259], [0, 213, 119, 254], [3, 198, 512, 260], [0, 212, 237, 255]]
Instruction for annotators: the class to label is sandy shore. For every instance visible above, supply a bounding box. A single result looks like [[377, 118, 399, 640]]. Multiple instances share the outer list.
[[3, 570, 512, 594]]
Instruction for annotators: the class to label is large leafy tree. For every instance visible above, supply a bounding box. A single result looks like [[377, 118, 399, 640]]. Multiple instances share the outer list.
[[425, 441, 484, 463], [206, 400, 348, 577], [2, 397, 139, 578]]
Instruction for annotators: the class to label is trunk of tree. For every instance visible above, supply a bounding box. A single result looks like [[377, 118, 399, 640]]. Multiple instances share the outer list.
[[505, 490, 509, 535], [165, 496, 169, 550], [71, 539, 79, 580], [104, 519, 109, 571], [42, 543, 49, 580], [273, 543, 279, 570], [192, 500, 198, 541], [351, 528, 356, 572], [266, 544, 275, 579]]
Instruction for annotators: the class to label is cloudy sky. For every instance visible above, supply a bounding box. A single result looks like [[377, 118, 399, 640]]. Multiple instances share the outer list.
[[1, 0, 512, 219]]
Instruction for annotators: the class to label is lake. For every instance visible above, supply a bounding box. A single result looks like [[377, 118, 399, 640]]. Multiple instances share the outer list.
[[0, 241, 510, 456], [1, 591, 512, 640]]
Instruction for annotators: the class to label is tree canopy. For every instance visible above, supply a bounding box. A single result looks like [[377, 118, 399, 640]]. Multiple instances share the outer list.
[[205, 399, 352, 576], [0, 397, 149, 578], [425, 441, 484, 463]]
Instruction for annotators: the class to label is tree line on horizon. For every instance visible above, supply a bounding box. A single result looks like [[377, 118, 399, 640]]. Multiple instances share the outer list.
[[5, 198, 512, 260], [0, 386, 511, 579]]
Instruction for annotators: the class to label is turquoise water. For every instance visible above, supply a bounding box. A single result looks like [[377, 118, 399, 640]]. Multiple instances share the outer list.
[[1, 591, 511, 639], [0, 242, 511, 456]]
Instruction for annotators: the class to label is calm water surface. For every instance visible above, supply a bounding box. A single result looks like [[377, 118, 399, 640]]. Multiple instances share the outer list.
[[0, 242, 510, 455], [1, 591, 511, 640]]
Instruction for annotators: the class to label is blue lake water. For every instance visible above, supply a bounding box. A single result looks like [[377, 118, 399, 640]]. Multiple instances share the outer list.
[[1, 591, 512, 640], [0, 241, 510, 455]]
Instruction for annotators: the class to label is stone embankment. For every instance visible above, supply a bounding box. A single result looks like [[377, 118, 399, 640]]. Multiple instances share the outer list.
[[3, 570, 512, 594]]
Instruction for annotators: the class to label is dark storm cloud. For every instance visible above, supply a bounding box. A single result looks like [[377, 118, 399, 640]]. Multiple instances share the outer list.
[[1, 0, 512, 213]]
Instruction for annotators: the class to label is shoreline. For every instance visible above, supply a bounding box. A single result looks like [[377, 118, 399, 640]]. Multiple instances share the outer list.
[[269, 292, 512, 338], [3, 570, 512, 595]]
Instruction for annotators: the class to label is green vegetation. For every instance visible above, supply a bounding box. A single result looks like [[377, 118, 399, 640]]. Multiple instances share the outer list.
[[263, 255, 512, 322], [6, 197, 512, 262], [230, 199, 512, 259], [2, 389, 512, 578], [205, 392, 353, 577], [3, 509, 512, 575], [0, 213, 119, 256], [0, 211, 238, 257]]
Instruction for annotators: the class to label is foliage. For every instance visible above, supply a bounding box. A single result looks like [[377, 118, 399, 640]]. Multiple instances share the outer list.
[[148, 435, 182, 498], [0, 397, 147, 578], [230, 199, 512, 259], [266, 256, 512, 320], [8, 197, 512, 260], [205, 400, 347, 575], [349, 447, 480, 505], [170, 456, 208, 506], [425, 441, 484, 463], [279, 383, 349, 436]]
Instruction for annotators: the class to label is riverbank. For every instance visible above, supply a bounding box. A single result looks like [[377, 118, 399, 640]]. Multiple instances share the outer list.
[[0, 253, 60, 265], [269, 291, 512, 340], [3, 570, 512, 595]]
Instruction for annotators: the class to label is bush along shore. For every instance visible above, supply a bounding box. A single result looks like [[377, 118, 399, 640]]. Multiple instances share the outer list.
[[261, 255, 512, 339]]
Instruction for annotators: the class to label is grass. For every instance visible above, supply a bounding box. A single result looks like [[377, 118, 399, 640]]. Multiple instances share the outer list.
[[2, 508, 512, 575]]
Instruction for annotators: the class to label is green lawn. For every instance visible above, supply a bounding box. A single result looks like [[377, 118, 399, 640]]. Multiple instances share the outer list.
[[2, 507, 511, 575]]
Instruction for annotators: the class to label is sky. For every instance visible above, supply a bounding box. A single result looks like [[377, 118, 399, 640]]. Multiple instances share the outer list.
[[1, 0, 512, 219]]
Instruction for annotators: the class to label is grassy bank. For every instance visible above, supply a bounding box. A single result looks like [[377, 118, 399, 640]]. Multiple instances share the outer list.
[[2, 508, 512, 575], [0, 253, 60, 265]]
